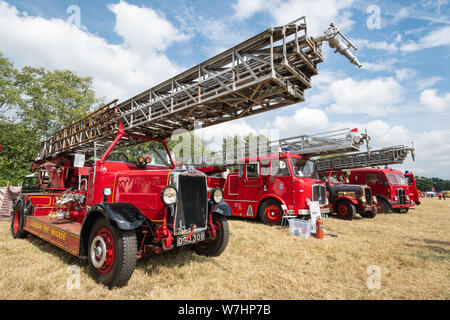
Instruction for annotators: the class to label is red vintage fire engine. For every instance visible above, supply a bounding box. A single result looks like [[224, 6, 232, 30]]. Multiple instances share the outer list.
[[11, 120, 231, 288], [404, 171, 421, 205], [200, 151, 330, 225]]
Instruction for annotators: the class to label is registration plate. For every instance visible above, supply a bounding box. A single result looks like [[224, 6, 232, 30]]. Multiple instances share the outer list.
[[176, 231, 206, 247]]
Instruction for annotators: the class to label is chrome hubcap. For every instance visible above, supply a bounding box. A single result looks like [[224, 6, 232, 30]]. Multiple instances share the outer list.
[[90, 236, 107, 268]]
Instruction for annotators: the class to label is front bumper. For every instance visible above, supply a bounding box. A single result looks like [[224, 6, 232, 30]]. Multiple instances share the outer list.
[[296, 207, 330, 216], [391, 202, 414, 209]]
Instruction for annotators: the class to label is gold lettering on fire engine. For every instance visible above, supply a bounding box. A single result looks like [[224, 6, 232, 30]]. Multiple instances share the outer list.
[[51, 228, 66, 241]]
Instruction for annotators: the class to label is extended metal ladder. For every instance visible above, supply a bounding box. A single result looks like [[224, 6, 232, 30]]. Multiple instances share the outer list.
[[188, 128, 369, 167], [275, 128, 369, 156], [35, 17, 361, 161], [315, 145, 415, 172]]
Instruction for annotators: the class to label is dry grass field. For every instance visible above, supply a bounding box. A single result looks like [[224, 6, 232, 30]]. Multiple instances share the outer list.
[[0, 197, 448, 300]]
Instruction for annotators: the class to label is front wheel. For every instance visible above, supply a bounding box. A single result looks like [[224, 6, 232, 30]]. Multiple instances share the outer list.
[[377, 198, 392, 213], [360, 207, 377, 218], [335, 201, 356, 220], [258, 199, 283, 225], [193, 213, 229, 257], [88, 217, 137, 289]]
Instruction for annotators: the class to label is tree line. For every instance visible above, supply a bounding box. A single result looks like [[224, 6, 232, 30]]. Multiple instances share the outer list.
[[415, 176, 450, 192]]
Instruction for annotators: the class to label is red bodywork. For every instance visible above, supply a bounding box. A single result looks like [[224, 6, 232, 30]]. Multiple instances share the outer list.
[[404, 172, 421, 205], [346, 167, 415, 210], [18, 125, 221, 258], [202, 152, 330, 223]]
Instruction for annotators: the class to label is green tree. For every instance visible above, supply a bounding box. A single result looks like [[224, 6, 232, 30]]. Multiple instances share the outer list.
[[15, 66, 98, 138], [0, 52, 20, 119], [0, 52, 100, 186], [0, 121, 40, 185], [415, 176, 434, 192]]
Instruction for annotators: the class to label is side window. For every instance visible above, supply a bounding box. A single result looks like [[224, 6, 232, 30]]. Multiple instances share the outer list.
[[31, 177, 39, 187], [380, 174, 388, 185], [23, 178, 30, 187], [260, 160, 270, 176], [366, 174, 379, 184], [246, 163, 259, 178], [272, 159, 290, 176]]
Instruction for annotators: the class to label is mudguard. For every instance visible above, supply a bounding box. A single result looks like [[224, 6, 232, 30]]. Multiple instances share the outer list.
[[88, 202, 146, 230], [375, 195, 393, 205], [209, 200, 231, 217], [334, 196, 359, 206], [79, 202, 146, 258]]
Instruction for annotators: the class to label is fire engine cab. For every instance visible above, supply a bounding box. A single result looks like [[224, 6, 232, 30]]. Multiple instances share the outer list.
[[404, 171, 421, 205]]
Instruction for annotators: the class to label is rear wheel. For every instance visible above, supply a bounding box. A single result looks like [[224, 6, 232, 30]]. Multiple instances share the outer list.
[[377, 198, 392, 213], [259, 199, 283, 225], [335, 201, 356, 220], [193, 213, 229, 257], [11, 197, 28, 239], [88, 217, 137, 289]]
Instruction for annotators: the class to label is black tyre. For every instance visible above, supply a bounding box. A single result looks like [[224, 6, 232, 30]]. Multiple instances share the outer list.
[[88, 217, 137, 289], [11, 197, 28, 239], [193, 213, 229, 257], [377, 198, 392, 213], [335, 200, 356, 220], [258, 199, 283, 225], [360, 206, 377, 218]]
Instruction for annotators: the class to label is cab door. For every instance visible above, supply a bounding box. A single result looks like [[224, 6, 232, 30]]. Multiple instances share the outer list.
[[239, 162, 262, 217], [366, 173, 389, 198]]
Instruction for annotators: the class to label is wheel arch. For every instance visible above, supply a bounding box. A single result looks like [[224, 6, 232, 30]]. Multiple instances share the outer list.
[[79, 202, 146, 258], [333, 196, 359, 207], [256, 195, 287, 220]]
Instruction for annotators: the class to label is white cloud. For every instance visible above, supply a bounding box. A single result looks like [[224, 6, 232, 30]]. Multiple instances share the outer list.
[[232, 0, 356, 35], [0, 1, 187, 101], [416, 76, 443, 91], [109, 1, 188, 53], [274, 107, 330, 134], [400, 25, 450, 52], [419, 89, 450, 112], [325, 77, 404, 115]]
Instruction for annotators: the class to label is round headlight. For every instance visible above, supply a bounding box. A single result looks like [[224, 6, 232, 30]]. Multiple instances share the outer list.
[[161, 186, 177, 205], [103, 187, 112, 197], [211, 188, 223, 204]]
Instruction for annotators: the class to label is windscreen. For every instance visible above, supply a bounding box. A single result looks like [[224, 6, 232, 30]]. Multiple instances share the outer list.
[[290, 158, 317, 178], [387, 174, 408, 185], [107, 141, 172, 167]]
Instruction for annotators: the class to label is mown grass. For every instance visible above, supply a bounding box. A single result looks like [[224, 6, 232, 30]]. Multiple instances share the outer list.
[[0, 198, 448, 299]]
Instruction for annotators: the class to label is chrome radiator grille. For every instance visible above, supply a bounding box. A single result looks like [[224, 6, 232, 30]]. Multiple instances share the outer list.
[[312, 185, 327, 205]]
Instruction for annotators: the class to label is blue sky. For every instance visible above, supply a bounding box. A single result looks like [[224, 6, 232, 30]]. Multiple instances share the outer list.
[[0, 0, 449, 177]]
